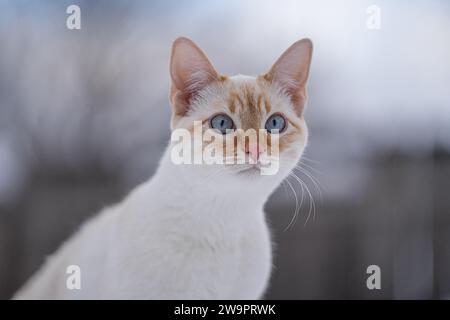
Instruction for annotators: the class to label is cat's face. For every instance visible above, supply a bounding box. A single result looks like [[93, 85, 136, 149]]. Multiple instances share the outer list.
[[169, 37, 313, 191]]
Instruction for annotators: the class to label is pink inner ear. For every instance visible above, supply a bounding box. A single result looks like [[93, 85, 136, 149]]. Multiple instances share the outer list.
[[170, 37, 219, 115], [266, 39, 313, 114]]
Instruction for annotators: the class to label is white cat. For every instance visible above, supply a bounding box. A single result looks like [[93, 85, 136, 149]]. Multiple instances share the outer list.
[[14, 37, 313, 299]]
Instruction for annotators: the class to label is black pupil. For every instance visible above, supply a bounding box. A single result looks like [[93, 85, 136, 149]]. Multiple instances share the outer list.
[[272, 119, 277, 127], [212, 115, 233, 134], [266, 115, 284, 133]]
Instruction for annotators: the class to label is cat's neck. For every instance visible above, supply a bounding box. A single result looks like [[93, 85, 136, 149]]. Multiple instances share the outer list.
[[149, 148, 270, 215]]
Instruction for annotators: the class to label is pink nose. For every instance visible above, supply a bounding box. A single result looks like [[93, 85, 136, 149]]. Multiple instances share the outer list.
[[245, 144, 262, 162]]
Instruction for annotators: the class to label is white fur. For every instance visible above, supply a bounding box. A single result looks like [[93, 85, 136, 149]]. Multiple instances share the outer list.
[[14, 62, 309, 299], [13, 148, 283, 299]]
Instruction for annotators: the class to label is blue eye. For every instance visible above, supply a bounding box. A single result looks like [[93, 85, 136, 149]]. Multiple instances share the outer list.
[[210, 114, 235, 134], [265, 114, 286, 133]]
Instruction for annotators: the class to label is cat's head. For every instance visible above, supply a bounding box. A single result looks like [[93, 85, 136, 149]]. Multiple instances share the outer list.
[[169, 37, 313, 191]]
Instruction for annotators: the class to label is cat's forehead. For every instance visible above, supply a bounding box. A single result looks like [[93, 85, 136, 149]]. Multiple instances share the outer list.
[[189, 73, 295, 130], [221, 75, 272, 129], [225, 74, 268, 97]]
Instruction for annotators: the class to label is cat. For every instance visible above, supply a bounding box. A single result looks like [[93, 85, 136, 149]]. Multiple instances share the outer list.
[[14, 37, 313, 299]]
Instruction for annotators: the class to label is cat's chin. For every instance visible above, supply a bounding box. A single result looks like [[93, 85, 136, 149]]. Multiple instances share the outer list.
[[228, 164, 287, 184], [234, 165, 261, 178]]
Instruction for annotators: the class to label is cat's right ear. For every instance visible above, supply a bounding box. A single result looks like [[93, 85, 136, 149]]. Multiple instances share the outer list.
[[170, 37, 219, 119]]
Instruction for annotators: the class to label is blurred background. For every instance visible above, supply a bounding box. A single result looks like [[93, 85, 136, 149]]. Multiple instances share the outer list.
[[0, 0, 449, 299]]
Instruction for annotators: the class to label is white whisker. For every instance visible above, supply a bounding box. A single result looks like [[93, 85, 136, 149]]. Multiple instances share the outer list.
[[290, 171, 315, 226], [283, 178, 300, 231], [288, 172, 305, 228], [299, 159, 323, 175], [293, 165, 323, 202], [301, 156, 321, 164]]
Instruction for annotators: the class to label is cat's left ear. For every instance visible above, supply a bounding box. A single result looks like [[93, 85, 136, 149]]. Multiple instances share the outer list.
[[170, 37, 219, 119], [263, 39, 313, 116]]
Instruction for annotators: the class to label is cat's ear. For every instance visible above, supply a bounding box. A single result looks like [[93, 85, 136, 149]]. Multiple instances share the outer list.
[[264, 39, 313, 115], [170, 37, 219, 117]]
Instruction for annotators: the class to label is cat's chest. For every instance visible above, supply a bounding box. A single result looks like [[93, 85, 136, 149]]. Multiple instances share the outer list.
[[118, 201, 272, 298], [175, 212, 272, 299], [231, 215, 272, 298]]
